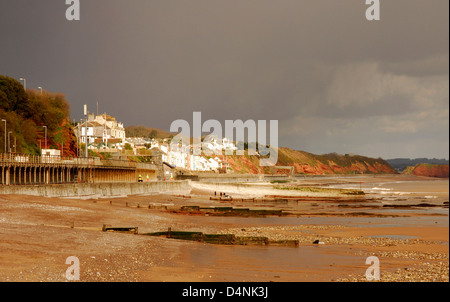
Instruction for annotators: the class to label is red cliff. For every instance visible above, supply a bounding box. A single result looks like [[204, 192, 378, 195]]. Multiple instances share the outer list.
[[219, 147, 396, 175], [405, 164, 450, 178]]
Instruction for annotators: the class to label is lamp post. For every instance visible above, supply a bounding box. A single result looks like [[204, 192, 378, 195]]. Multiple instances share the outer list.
[[38, 86, 43, 94], [19, 78, 26, 91], [8, 131, 11, 153], [43, 126, 47, 150], [75, 119, 79, 157], [84, 104, 88, 158], [1, 119, 6, 153]]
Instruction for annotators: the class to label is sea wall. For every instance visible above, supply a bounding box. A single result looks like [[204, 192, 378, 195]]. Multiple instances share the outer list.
[[0, 180, 191, 197]]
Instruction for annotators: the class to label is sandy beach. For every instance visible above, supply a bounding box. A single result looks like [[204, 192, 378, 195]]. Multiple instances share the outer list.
[[0, 175, 448, 282]]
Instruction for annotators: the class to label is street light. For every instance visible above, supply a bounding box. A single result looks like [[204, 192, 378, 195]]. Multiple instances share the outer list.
[[84, 104, 88, 158], [77, 119, 83, 157], [1, 119, 6, 153], [38, 86, 43, 94], [8, 131, 11, 153], [19, 78, 26, 91], [43, 126, 47, 150]]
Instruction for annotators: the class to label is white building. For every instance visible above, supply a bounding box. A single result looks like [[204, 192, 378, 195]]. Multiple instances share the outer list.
[[41, 148, 61, 163], [41, 149, 61, 157], [90, 113, 126, 143], [76, 122, 95, 145], [166, 143, 189, 169], [202, 136, 237, 155], [75, 112, 126, 148]]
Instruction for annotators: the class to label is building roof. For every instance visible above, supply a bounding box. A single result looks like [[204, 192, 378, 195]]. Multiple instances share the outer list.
[[94, 138, 122, 144], [79, 121, 109, 128]]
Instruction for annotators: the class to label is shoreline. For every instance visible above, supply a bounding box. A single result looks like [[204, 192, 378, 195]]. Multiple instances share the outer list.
[[0, 175, 448, 282]]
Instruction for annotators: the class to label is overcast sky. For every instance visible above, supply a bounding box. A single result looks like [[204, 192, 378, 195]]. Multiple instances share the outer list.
[[0, 0, 448, 159]]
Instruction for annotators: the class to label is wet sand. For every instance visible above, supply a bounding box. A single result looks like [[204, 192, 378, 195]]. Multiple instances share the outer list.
[[0, 175, 448, 282]]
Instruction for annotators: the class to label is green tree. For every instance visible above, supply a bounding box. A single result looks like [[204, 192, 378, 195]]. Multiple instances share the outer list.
[[0, 74, 76, 155], [0, 75, 30, 117]]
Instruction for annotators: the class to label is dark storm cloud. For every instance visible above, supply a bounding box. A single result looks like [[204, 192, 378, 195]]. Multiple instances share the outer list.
[[0, 0, 448, 158]]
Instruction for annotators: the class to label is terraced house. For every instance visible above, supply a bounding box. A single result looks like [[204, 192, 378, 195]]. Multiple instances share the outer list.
[[75, 112, 126, 149]]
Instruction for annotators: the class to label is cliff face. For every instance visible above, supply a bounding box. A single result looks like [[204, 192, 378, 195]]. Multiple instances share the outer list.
[[403, 164, 449, 178], [219, 147, 396, 175], [53, 118, 78, 157]]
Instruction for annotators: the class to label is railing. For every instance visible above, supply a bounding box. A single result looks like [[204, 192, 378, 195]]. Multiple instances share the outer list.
[[0, 153, 158, 170]]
